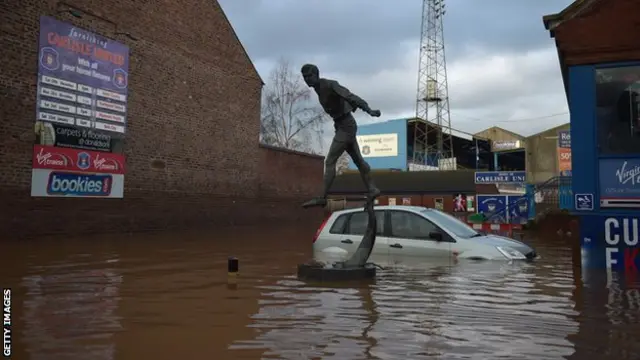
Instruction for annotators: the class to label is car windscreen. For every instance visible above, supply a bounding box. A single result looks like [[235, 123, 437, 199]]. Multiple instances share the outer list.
[[421, 209, 479, 238]]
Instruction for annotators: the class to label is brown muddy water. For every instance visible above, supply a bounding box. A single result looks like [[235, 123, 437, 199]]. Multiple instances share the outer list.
[[1, 225, 639, 360]]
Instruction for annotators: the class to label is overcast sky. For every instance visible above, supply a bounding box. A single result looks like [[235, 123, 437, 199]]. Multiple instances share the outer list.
[[218, 0, 573, 145]]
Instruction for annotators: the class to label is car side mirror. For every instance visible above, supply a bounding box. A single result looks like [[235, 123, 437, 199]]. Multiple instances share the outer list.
[[429, 232, 443, 241]]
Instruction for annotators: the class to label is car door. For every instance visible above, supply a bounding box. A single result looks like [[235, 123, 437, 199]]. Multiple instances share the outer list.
[[333, 210, 388, 261], [386, 210, 453, 262]]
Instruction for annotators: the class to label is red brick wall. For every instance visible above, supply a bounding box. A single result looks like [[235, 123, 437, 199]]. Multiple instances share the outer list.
[[0, 1, 325, 238], [257, 144, 324, 198], [554, 0, 640, 64]]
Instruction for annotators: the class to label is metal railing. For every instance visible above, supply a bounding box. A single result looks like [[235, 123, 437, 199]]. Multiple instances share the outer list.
[[473, 176, 572, 224], [525, 176, 573, 218]]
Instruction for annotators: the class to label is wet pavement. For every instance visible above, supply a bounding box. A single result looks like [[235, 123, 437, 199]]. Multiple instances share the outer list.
[[1, 226, 639, 359]]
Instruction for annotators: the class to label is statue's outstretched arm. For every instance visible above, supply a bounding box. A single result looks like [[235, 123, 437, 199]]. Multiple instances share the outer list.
[[329, 80, 372, 113]]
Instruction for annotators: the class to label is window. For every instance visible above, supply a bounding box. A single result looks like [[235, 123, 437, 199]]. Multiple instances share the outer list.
[[595, 65, 640, 155], [389, 211, 438, 239], [422, 209, 478, 238], [345, 210, 384, 235], [329, 214, 349, 234]]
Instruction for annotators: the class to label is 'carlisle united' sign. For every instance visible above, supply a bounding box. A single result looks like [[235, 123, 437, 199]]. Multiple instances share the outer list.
[[474, 171, 526, 184]]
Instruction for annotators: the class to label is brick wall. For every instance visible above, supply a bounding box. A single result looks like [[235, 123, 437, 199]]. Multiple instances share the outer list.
[[0, 0, 325, 239], [257, 144, 324, 198], [554, 0, 640, 64]]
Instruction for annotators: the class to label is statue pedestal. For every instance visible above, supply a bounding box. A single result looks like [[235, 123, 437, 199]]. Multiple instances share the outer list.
[[297, 262, 376, 282]]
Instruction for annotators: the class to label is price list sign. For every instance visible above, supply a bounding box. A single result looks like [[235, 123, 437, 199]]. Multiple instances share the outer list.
[[32, 16, 129, 198]]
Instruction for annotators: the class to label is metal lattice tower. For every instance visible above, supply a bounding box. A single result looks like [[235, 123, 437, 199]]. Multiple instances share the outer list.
[[413, 0, 454, 169]]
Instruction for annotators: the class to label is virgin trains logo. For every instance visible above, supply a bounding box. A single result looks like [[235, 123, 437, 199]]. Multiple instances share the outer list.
[[35, 148, 73, 167], [92, 153, 122, 172]]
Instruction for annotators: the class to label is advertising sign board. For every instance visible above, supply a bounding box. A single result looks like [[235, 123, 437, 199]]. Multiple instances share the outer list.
[[599, 158, 640, 207], [36, 16, 129, 134], [558, 130, 571, 148], [33, 145, 125, 174], [35, 121, 118, 152], [558, 147, 572, 176], [357, 133, 399, 157], [492, 140, 521, 152], [31, 169, 124, 198], [32, 16, 129, 198]]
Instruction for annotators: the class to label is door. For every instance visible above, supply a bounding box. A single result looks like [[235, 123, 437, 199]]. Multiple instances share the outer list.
[[386, 210, 453, 263], [335, 210, 387, 261]]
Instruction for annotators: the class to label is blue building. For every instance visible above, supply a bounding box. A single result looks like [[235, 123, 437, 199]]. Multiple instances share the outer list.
[[544, 0, 640, 275], [348, 117, 491, 171]]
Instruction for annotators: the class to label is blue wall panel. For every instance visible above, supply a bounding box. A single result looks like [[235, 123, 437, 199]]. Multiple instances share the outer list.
[[569, 65, 599, 211]]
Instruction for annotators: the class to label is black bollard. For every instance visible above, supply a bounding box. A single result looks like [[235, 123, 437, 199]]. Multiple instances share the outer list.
[[228, 257, 239, 276], [227, 257, 239, 289]]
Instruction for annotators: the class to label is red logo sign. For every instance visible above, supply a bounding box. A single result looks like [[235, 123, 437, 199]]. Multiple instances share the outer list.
[[33, 145, 126, 174]]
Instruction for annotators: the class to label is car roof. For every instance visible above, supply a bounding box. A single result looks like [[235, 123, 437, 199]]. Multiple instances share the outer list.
[[331, 205, 432, 215]]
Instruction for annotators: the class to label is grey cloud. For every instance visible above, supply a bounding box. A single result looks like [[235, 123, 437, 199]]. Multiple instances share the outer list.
[[218, 0, 575, 142], [444, 0, 573, 56], [220, 0, 420, 74], [219, 0, 574, 74]]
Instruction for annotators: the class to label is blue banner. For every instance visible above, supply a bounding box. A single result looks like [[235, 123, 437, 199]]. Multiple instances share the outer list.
[[507, 195, 529, 224], [36, 16, 129, 134], [476, 195, 528, 224], [474, 171, 526, 184], [558, 130, 571, 148], [599, 158, 640, 200], [476, 195, 507, 223]]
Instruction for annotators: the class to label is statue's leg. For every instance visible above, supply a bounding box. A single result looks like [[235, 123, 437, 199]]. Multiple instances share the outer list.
[[322, 137, 347, 198], [346, 138, 380, 198], [302, 136, 346, 208]]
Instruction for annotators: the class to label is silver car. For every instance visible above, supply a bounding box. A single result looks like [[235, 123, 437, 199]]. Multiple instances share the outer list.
[[312, 205, 536, 263]]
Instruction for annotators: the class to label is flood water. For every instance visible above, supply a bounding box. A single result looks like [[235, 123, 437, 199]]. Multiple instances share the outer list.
[[2, 225, 640, 360]]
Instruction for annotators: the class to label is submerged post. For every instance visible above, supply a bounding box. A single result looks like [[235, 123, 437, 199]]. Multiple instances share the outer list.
[[228, 257, 239, 276]]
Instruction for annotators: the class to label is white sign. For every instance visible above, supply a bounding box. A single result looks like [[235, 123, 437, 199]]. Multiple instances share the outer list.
[[357, 133, 398, 157], [438, 157, 457, 170], [492, 140, 521, 151], [408, 163, 438, 171], [575, 193, 594, 211], [31, 169, 124, 198]]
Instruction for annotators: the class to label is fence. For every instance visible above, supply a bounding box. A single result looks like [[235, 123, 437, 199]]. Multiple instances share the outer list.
[[525, 176, 573, 219]]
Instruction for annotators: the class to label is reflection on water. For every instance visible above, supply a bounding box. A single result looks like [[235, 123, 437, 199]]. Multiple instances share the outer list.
[[231, 260, 581, 359], [1, 229, 640, 359], [21, 262, 122, 360]]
